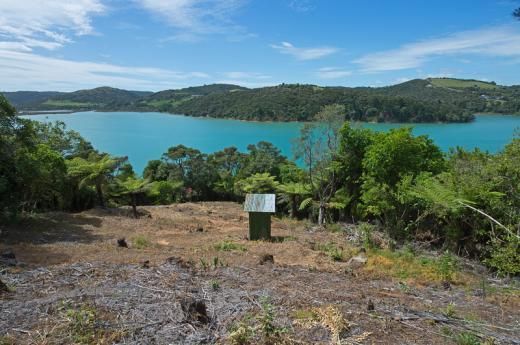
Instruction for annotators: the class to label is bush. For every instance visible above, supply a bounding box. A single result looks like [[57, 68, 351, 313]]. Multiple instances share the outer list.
[[358, 222, 377, 249], [132, 235, 151, 249], [485, 236, 520, 276], [437, 251, 458, 282], [455, 332, 480, 345]]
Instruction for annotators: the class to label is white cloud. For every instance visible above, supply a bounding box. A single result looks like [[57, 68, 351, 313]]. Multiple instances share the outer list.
[[315, 67, 351, 79], [222, 71, 271, 79], [0, 0, 105, 51], [215, 80, 274, 88], [288, 0, 315, 12], [354, 25, 520, 72], [0, 49, 210, 91], [216, 71, 273, 88], [394, 77, 412, 84], [423, 73, 454, 79], [137, 0, 247, 39], [271, 41, 337, 60]]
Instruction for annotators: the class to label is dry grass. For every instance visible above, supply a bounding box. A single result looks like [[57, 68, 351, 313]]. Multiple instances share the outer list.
[[362, 249, 475, 286], [1, 202, 518, 344]]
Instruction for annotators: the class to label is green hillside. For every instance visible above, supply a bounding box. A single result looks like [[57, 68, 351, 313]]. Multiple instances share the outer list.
[[3, 87, 152, 111], [135, 84, 247, 112], [3, 78, 520, 122], [1, 91, 66, 108]]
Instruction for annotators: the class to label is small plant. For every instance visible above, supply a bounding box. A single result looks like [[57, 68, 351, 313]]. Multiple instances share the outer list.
[[212, 256, 227, 268], [455, 332, 480, 345], [328, 247, 344, 261], [443, 302, 457, 318], [291, 308, 318, 321], [358, 222, 377, 249], [437, 251, 458, 282], [258, 297, 286, 339], [132, 235, 151, 249], [214, 240, 247, 252], [397, 281, 411, 294], [56, 302, 113, 345], [326, 223, 343, 233], [199, 258, 209, 270], [228, 322, 255, 345], [210, 279, 220, 291], [0, 336, 15, 345], [314, 242, 345, 261]]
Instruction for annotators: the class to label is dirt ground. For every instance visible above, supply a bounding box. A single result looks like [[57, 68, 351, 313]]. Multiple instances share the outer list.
[[0, 202, 519, 344]]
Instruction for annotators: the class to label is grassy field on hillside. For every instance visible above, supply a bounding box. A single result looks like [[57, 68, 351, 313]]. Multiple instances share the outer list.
[[429, 78, 499, 90], [43, 100, 97, 108]]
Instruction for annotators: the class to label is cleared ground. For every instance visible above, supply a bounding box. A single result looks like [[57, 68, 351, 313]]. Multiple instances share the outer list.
[[0, 202, 518, 344]]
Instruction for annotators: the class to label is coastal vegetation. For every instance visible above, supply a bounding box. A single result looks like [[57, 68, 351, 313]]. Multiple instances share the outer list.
[[4, 77, 520, 123], [1, 94, 518, 275]]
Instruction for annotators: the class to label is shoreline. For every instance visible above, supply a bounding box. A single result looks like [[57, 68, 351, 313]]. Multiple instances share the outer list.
[[19, 108, 493, 125]]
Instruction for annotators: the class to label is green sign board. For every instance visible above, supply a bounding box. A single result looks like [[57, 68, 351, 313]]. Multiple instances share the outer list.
[[244, 194, 275, 240]]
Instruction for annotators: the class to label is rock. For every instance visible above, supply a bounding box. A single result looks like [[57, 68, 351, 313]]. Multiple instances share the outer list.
[[1, 250, 15, 260], [181, 297, 209, 324], [166, 256, 191, 269], [141, 260, 150, 269], [0, 249, 17, 267], [259, 254, 274, 265], [367, 299, 375, 311], [346, 251, 367, 269], [117, 238, 128, 248]]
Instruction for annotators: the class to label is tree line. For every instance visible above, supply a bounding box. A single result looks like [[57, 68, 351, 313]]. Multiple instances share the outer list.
[[1, 95, 518, 275]]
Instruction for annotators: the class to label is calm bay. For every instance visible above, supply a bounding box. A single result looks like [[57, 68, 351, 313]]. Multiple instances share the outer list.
[[23, 112, 520, 174]]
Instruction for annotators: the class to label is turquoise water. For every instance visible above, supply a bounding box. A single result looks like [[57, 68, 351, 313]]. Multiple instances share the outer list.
[[24, 112, 520, 174]]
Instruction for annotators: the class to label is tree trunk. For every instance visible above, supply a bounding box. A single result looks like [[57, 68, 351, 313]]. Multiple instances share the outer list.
[[290, 195, 297, 219], [95, 182, 105, 208], [318, 203, 325, 225], [131, 194, 138, 219]]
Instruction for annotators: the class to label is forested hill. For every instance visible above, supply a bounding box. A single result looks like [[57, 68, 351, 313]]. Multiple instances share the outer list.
[[2, 87, 152, 111], [3, 78, 520, 122]]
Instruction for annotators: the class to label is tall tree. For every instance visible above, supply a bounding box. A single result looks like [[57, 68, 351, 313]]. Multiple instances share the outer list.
[[234, 173, 280, 195], [0, 95, 18, 215], [277, 182, 311, 218], [113, 177, 152, 218], [337, 123, 376, 217], [294, 104, 345, 225]]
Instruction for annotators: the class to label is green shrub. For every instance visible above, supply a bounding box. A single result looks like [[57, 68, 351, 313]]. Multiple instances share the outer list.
[[325, 223, 343, 233], [210, 279, 220, 291], [314, 242, 345, 261], [214, 240, 247, 252], [132, 235, 151, 249], [455, 332, 480, 345], [485, 236, 520, 276], [228, 322, 255, 345], [359, 222, 377, 249], [437, 251, 458, 282], [259, 297, 287, 339], [443, 302, 457, 318]]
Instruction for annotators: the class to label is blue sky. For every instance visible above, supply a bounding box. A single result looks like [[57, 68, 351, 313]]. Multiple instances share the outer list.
[[1, 0, 520, 91]]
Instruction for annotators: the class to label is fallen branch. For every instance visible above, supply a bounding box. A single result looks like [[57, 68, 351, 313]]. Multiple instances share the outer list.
[[458, 201, 520, 240]]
